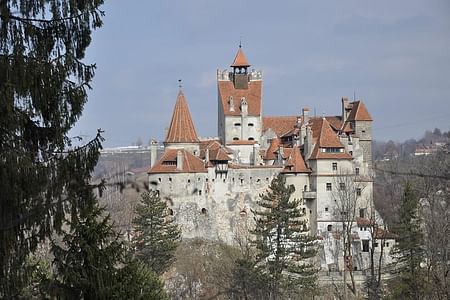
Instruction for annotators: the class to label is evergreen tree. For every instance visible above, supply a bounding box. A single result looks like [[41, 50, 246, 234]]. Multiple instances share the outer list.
[[51, 202, 167, 299], [390, 182, 426, 300], [133, 191, 181, 275], [252, 174, 318, 299], [0, 0, 104, 295]]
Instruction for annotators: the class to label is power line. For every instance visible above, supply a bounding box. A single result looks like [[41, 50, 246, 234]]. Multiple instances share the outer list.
[[373, 164, 450, 181]]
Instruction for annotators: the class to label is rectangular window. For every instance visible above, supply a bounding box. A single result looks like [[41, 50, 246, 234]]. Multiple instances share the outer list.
[[357, 188, 362, 197], [332, 162, 337, 171], [325, 207, 329, 212], [355, 167, 360, 176], [339, 182, 345, 190], [359, 208, 365, 218], [326, 183, 332, 191], [362, 240, 369, 252]]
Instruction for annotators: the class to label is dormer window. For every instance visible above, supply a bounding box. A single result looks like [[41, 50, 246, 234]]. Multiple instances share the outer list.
[[321, 148, 344, 153], [228, 96, 234, 112]]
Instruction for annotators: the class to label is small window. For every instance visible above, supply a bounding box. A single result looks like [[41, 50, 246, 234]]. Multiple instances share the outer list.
[[199, 190, 202, 195], [168, 208, 173, 216], [362, 130, 366, 133], [234, 123, 241, 126], [187, 179, 190, 183], [332, 162, 337, 171], [201, 208, 207, 214], [233, 137, 239, 141], [359, 208, 365, 218], [355, 168, 360, 176], [158, 178, 161, 182], [339, 183, 345, 190], [326, 183, 332, 191], [356, 188, 362, 197], [362, 240, 369, 252], [349, 151, 353, 155], [248, 137, 255, 141], [327, 224, 332, 232], [374, 242, 379, 248], [325, 207, 329, 212], [169, 178, 172, 182], [302, 207, 306, 214], [248, 123, 254, 127], [386, 242, 390, 247]]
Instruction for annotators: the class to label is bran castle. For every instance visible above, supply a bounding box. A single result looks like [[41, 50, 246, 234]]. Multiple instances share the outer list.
[[148, 46, 394, 271]]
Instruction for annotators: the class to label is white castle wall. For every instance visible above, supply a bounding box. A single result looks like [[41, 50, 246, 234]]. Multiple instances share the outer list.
[[149, 166, 281, 244]]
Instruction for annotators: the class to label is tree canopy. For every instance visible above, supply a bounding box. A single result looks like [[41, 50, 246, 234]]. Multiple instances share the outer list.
[[0, 0, 104, 295], [251, 174, 318, 299]]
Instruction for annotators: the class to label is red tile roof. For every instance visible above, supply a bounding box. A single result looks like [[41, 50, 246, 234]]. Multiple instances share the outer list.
[[227, 140, 257, 145], [282, 146, 311, 173], [265, 137, 280, 160], [230, 47, 250, 67], [309, 118, 352, 160], [218, 80, 262, 116], [209, 148, 231, 161], [262, 116, 298, 136], [347, 101, 372, 121], [312, 118, 344, 148], [325, 116, 344, 131], [165, 91, 199, 143], [356, 217, 374, 227], [148, 149, 207, 174]]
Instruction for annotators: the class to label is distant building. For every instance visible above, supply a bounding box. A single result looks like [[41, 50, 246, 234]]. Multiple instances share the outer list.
[[148, 46, 392, 271]]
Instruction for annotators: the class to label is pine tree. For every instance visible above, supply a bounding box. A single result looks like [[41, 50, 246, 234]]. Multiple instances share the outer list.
[[133, 191, 181, 275], [252, 174, 318, 299], [0, 0, 104, 295], [51, 202, 167, 299], [390, 182, 426, 300]]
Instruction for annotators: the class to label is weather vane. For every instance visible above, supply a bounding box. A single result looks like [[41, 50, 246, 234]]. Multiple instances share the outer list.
[[178, 79, 182, 89]]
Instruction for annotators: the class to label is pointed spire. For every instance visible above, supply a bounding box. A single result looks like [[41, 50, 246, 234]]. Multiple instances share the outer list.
[[231, 46, 250, 68], [165, 90, 199, 144]]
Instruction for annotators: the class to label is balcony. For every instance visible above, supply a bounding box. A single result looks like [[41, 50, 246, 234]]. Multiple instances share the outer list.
[[303, 191, 317, 200]]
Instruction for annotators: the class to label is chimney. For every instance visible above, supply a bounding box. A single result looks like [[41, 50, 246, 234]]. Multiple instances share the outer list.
[[302, 107, 310, 125], [176, 150, 183, 171], [150, 139, 158, 168], [341, 97, 350, 122], [304, 125, 313, 159], [205, 148, 210, 166], [278, 146, 284, 165]]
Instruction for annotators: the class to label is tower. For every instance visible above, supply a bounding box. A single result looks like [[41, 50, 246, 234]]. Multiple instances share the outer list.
[[164, 89, 200, 155], [217, 46, 263, 157]]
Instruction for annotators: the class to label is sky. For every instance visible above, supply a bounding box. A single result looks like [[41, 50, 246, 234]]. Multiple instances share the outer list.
[[72, 0, 450, 147]]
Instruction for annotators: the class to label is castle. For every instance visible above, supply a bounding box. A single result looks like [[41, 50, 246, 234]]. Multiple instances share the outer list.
[[148, 46, 393, 271]]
